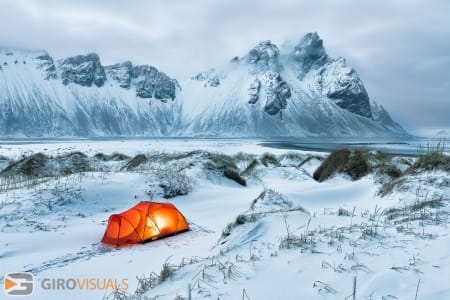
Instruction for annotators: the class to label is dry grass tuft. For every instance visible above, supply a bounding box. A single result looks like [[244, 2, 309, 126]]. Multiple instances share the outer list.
[[313, 149, 350, 182], [123, 154, 147, 170]]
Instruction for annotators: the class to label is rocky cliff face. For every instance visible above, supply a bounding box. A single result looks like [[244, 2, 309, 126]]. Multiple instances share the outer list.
[[192, 69, 224, 87], [317, 58, 372, 118], [190, 33, 372, 120], [240, 41, 291, 116], [370, 101, 401, 130], [0, 33, 407, 137], [105, 61, 178, 100], [260, 71, 291, 115], [286, 33, 372, 118], [36, 53, 57, 80], [56, 53, 178, 100], [0, 48, 180, 136], [177, 32, 407, 137], [129, 65, 178, 100], [58, 53, 107, 87], [104, 61, 133, 88]]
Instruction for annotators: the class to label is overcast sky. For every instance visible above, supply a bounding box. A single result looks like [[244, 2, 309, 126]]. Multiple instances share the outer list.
[[0, 0, 449, 135]]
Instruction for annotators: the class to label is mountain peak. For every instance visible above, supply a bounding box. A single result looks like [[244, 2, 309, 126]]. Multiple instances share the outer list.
[[293, 32, 327, 58], [247, 41, 279, 61], [289, 32, 329, 78], [244, 40, 280, 72], [0, 36, 407, 137]]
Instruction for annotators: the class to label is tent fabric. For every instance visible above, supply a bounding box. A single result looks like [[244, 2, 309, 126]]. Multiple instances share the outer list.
[[101, 201, 189, 246]]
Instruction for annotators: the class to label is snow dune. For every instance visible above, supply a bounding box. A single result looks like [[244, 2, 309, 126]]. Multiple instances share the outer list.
[[0, 141, 448, 300]]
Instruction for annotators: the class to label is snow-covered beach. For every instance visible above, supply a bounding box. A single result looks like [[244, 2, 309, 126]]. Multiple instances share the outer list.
[[1, 139, 448, 299]]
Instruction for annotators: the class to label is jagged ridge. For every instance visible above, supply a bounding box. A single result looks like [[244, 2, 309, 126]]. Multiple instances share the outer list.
[[0, 33, 408, 137]]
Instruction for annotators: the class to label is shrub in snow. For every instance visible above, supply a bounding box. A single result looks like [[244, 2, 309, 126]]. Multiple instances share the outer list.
[[260, 153, 280, 167], [0, 151, 92, 178], [221, 213, 258, 239], [204, 153, 247, 186], [204, 153, 238, 171], [223, 168, 246, 186], [313, 149, 350, 182], [378, 177, 406, 196], [232, 151, 255, 163], [338, 208, 352, 216], [103, 289, 131, 300], [57, 151, 91, 175], [297, 155, 324, 168], [157, 167, 192, 199], [279, 231, 316, 250], [377, 164, 402, 179], [241, 159, 259, 177], [94, 152, 129, 161], [411, 150, 450, 172], [159, 261, 175, 283], [343, 150, 370, 180], [1, 152, 49, 177], [123, 154, 148, 170], [313, 149, 370, 182], [384, 196, 445, 225]]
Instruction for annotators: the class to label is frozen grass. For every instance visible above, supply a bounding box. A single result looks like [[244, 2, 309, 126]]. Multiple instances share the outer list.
[[0, 151, 92, 178], [313, 149, 371, 182], [296, 155, 323, 168], [260, 153, 280, 167], [204, 153, 238, 171], [376, 163, 402, 179], [223, 169, 246, 186], [384, 195, 448, 227], [240, 159, 259, 177], [103, 259, 177, 300], [313, 149, 351, 182], [410, 140, 449, 172], [94, 152, 130, 161], [1, 152, 49, 177], [337, 207, 352, 216], [123, 154, 148, 171], [159, 261, 175, 283], [343, 150, 370, 180], [311, 146, 449, 198], [410, 150, 450, 172], [203, 153, 248, 186], [378, 144, 450, 196]]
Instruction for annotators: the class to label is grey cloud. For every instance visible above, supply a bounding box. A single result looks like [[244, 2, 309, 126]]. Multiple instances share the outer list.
[[0, 0, 449, 134]]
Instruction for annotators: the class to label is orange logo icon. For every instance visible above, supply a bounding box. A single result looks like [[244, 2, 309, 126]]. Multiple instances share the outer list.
[[4, 273, 34, 296], [5, 277, 17, 290]]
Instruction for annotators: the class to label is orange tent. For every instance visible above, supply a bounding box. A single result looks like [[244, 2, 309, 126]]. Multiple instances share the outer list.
[[101, 201, 189, 246]]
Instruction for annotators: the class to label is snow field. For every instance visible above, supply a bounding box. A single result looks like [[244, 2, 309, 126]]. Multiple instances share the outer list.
[[0, 141, 448, 300]]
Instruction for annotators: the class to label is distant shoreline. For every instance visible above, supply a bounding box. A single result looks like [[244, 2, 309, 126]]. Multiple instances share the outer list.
[[0, 137, 446, 157], [259, 141, 431, 157]]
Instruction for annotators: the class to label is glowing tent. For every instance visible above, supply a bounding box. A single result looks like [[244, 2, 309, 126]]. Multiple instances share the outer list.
[[101, 201, 189, 246]]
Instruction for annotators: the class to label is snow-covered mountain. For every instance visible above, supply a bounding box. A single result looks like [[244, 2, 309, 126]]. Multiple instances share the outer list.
[[0, 33, 407, 137]]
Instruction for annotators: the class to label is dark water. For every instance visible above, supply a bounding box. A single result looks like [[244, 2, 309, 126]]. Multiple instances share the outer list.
[[259, 137, 449, 156], [0, 136, 448, 157]]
